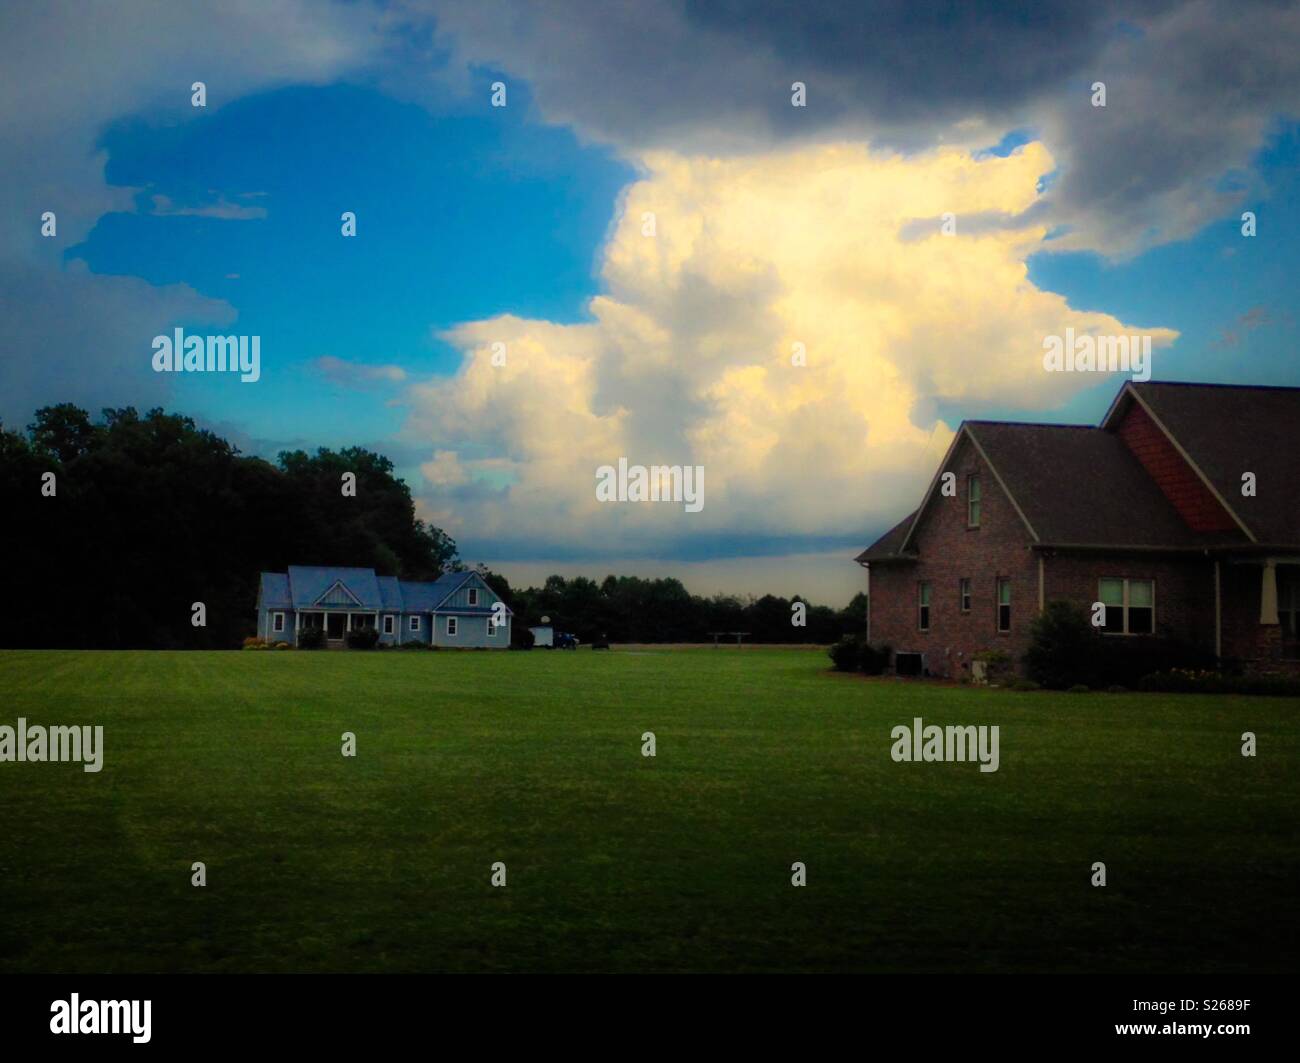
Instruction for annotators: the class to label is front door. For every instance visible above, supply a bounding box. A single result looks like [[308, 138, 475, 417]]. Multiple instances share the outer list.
[[326, 613, 346, 641]]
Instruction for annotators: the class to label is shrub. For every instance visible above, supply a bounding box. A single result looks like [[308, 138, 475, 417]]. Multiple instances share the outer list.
[[828, 636, 861, 672], [1023, 602, 1097, 689], [345, 627, 380, 650], [399, 639, 430, 650], [974, 648, 1015, 685], [298, 627, 326, 650], [1006, 677, 1040, 691], [860, 642, 891, 676], [511, 625, 535, 650], [1067, 684, 1090, 693], [241, 637, 267, 651], [274, 641, 291, 650], [1106, 684, 1128, 694], [1137, 669, 1300, 697]]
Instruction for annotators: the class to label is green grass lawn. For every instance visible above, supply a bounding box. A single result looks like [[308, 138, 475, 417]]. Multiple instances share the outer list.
[[0, 647, 1296, 973]]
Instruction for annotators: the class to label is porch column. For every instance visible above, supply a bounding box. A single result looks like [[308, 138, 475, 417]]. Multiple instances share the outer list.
[[1260, 559, 1279, 625]]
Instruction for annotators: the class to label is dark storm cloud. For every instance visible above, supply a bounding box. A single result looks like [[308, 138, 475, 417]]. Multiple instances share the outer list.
[[429, 0, 1300, 254]]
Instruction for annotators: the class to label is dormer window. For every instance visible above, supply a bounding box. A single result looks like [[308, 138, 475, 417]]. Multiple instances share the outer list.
[[468, 587, 479, 606]]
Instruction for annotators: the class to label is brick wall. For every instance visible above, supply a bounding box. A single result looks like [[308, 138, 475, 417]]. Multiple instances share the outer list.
[[867, 434, 1038, 678], [1042, 552, 1215, 648]]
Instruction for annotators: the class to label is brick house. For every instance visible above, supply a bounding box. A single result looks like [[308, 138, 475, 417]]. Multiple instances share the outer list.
[[855, 381, 1300, 678]]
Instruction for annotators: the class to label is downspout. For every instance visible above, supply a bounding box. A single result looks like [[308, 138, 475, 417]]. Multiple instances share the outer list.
[[1214, 560, 1221, 660]]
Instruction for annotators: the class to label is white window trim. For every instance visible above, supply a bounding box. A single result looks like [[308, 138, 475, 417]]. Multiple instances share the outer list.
[[1099, 577, 1156, 636], [272, 612, 285, 633], [487, 618, 497, 637], [996, 579, 1011, 633], [468, 587, 479, 606], [409, 615, 421, 632], [967, 474, 981, 528], [447, 616, 458, 637]]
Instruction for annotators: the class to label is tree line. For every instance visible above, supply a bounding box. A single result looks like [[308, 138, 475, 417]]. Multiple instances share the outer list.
[[0, 403, 864, 648]]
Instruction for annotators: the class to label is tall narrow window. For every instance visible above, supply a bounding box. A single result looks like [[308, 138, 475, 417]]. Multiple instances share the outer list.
[[1128, 579, 1154, 634], [967, 474, 981, 527], [997, 579, 1011, 632], [1099, 578, 1125, 634], [918, 582, 931, 631], [383, 615, 395, 635], [272, 612, 285, 633], [959, 578, 971, 613], [468, 588, 479, 606], [447, 616, 458, 637]]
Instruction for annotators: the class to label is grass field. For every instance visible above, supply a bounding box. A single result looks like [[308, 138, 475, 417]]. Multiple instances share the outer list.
[[1, 647, 1296, 973]]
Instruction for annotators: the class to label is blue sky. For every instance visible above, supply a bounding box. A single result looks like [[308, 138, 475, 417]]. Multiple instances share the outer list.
[[3, 2, 1298, 604]]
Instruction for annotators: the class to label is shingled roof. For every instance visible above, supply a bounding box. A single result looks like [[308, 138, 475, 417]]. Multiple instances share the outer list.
[[1107, 382, 1300, 545], [855, 380, 1298, 563]]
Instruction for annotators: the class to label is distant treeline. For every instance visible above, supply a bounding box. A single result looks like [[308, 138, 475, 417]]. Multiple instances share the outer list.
[[480, 570, 866, 647], [1, 403, 864, 648]]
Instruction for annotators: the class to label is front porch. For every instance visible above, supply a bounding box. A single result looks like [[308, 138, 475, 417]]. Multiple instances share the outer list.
[[295, 609, 378, 648], [1222, 556, 1300, 674]]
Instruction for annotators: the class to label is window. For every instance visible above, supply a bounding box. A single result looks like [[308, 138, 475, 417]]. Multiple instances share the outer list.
[[959, 578, 971, 613], [1280, 567, 1299, 638], [272, 612, 285, 633], [997, 579, 1011, 632], [383, 615, 395, 635], [409, 615, 421, 632], [468, 587, 479, 606], [918, 582, 931, 631], [967, 474, 981, 527], [1099, 578, 1154, 635], [487, 618, 498, 637], [447, 616, 458, 637]]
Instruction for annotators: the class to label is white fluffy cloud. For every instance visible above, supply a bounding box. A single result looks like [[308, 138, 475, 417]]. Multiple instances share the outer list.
[[403, 141, 1177, 554]]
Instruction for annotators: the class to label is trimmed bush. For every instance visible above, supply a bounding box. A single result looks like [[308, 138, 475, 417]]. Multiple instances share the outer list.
[[274, 641, 291, 650], [828, 636, 861, 672], [345, 627, 380, 650], [1023, 602, 1096, 689], [298, 626, 326, 650], [241, 637, 267, 651], [860, 642, 891, 676]]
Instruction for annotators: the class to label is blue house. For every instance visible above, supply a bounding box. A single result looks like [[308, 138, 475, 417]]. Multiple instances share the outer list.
[[255, 566, 512, 648]]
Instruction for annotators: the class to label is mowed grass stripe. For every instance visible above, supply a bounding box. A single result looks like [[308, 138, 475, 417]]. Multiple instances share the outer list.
[[0, 649, 1295, 972]]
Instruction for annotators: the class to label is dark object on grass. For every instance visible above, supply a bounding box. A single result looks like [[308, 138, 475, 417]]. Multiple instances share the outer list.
[[555, 632, 579, 650], [592, 634, 611, 650]]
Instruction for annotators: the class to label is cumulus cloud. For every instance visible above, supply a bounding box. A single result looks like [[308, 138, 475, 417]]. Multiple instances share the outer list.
[[401, 142, 1178, 556], [427, 0, 1300, 256]]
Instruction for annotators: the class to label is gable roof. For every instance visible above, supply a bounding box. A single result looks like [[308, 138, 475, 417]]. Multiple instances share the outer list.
[[258, 571, 292, 609], [1104, 381, 1300, 545], [855, 379, 1298, 564], [396, 570, 474, 612], [965, 421, 1229, 548], [257, 567, 514, 614], [286, 566, 382, 609]]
